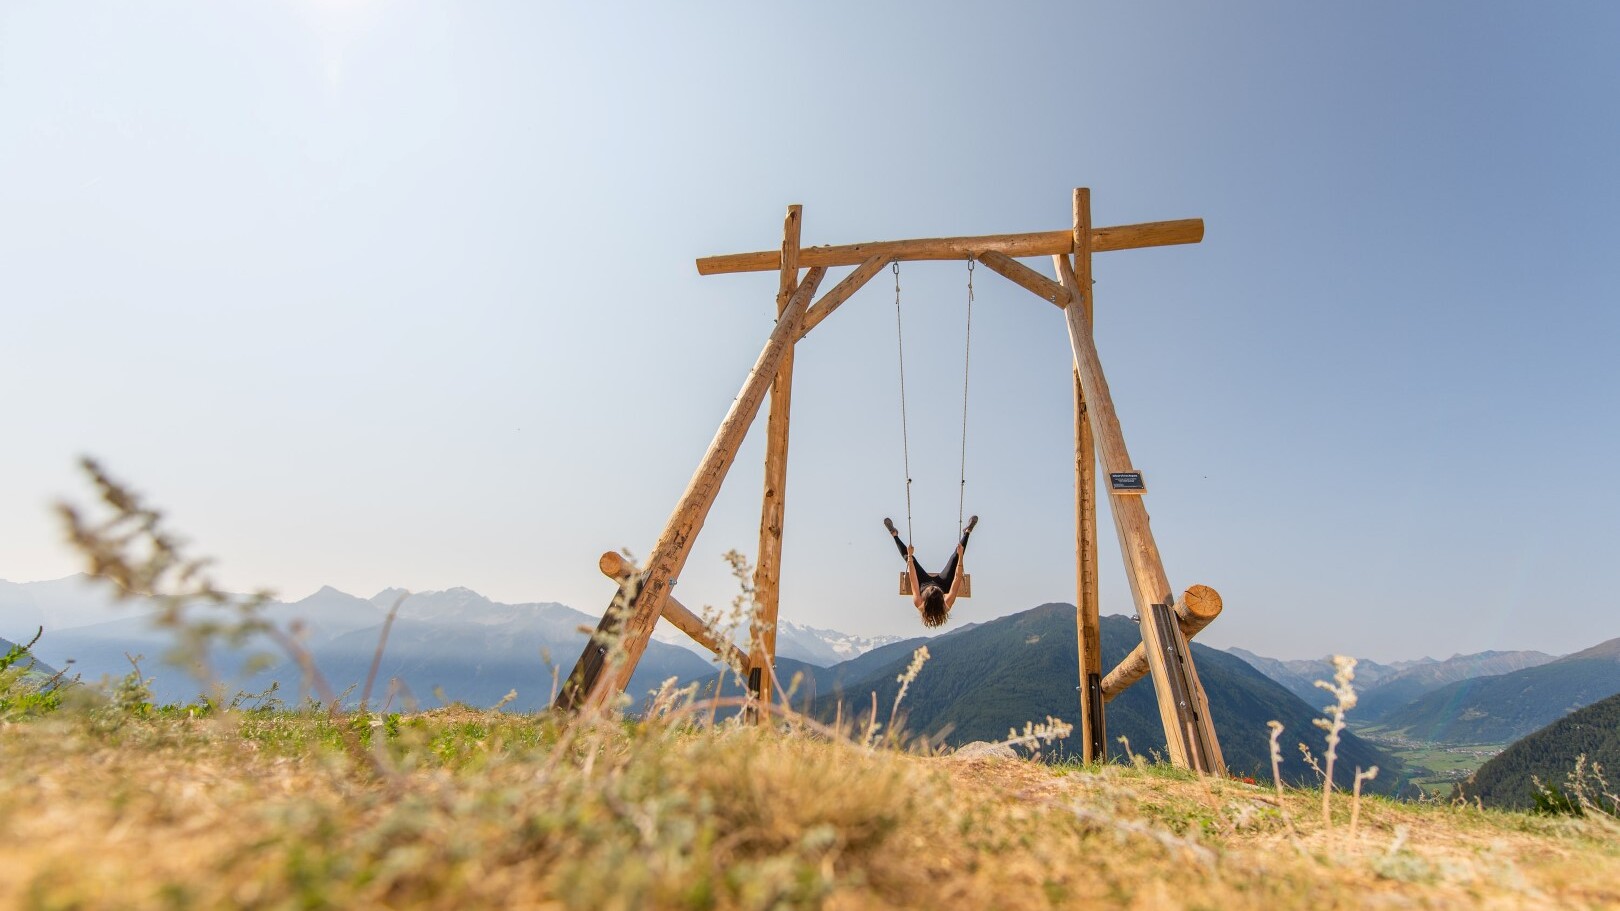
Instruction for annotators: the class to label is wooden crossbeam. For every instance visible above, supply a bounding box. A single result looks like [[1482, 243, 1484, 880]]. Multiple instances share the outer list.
[[696, 219, 1203, 275]]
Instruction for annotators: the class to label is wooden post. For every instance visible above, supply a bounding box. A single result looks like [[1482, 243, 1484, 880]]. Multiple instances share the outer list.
[[555, 263, 828, 713], [749, 205, 801, 716], [1054, 189, 1223, 774], [1074, 366, 1106, 762], [1071, 196, 1105, 764]]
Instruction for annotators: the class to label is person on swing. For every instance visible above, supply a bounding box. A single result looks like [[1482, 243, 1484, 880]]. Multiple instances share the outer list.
[[884, 515, 978, 628]]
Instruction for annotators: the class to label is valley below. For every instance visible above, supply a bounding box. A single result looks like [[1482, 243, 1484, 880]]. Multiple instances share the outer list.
[[1352, 730, 1508, 798]]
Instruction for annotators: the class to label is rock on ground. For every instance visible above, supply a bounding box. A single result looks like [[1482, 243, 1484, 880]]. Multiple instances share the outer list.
[[951, 741, 1018, 760]]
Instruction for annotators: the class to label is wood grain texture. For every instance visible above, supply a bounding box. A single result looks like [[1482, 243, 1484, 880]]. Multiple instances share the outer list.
[[572, 266, 828, 712], [1075, 364, 1105, 762], [1063, 193, 1105, 762], [696, 219, 1204, 275]]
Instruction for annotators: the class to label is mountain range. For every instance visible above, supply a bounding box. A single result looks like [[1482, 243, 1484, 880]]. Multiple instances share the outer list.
[[5, 575, 1404, 790], [11, 573, 1614, 805], [9, 581, 705, 708], [1373, 638, 1620, 745], [1223, 648, 1429, 705], [1351, 650, 1561, 721], [1, 576, 909, 709], [652, 615, 906, 667], [1222, 647, 1560, 722]]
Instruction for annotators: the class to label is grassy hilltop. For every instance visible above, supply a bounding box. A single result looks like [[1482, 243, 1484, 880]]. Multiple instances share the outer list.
[[2, 698, 1618, 911]]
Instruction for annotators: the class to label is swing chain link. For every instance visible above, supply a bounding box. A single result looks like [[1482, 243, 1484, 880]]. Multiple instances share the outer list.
[[959, 257, 974, 537], [893, 261, 914, 546]]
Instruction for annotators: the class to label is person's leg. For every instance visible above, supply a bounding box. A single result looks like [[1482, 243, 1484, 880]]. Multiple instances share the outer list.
[[937, 516, 978, 585], [884, 518, 910, 560]]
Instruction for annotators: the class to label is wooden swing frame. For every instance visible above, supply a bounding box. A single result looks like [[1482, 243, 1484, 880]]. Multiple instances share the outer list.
[[556, 188, 1227, 774]]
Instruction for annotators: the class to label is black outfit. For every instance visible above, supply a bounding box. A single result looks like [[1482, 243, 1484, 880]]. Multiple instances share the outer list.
[[888, 518, 976, 592]]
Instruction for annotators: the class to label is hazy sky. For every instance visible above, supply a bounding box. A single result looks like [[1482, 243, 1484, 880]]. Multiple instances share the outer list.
[[3, 2, 1617, 661]]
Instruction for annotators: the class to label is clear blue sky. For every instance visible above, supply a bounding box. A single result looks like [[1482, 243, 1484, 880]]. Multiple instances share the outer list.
[[3, 2, 1617, 661]]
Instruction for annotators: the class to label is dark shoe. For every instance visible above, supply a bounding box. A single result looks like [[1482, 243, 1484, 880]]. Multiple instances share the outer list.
[[884, 517, 898, 535], [965, 515, 979, 533]]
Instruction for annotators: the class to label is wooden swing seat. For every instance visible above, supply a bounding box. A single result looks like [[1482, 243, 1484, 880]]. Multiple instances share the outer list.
[[900, 572, 971, 598]]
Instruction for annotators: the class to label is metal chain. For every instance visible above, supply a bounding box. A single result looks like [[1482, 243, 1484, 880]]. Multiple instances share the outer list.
[[892, 262, 914, 545], [959, 257, 974, 536]]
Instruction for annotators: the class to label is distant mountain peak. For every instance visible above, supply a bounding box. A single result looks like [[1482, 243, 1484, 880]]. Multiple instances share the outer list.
[[1567, 636, 1620, 660], [370, 588, 411, 608], [306, 585, 357, 600], [650, 615, 912, 667]]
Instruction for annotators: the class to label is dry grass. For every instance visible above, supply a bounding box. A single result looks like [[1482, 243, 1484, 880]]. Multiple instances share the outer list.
[[3, 706, 1617, 911]]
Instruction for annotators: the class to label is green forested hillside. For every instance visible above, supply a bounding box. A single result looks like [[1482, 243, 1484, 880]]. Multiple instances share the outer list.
[[1379, 638, 1620, 744], [1457, 692, 1620, 811], [797, 603, 1404, 793]]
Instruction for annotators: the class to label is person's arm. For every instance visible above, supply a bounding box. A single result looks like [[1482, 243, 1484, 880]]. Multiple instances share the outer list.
[[941, 517, 977, 609], [909, 552, 928, 610]]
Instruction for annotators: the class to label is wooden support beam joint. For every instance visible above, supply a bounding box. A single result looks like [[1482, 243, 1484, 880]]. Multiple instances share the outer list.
[[976, 251, 1069, 308], [1100, 584, 1222, 701], [598, 551, 751, 674]]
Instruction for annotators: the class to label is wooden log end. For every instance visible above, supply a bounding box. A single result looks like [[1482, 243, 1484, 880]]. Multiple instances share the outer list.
[[1181, 584, 1222, 621], [599, 551, 631, 579]]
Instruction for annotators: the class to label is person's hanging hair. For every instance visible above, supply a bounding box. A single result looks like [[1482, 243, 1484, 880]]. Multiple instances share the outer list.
[[918, 584, 950, 627], [886, 516, 977, 627]]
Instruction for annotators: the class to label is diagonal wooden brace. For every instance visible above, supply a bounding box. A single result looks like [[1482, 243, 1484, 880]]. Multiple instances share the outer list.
[[976, 251, 1070, 308]]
